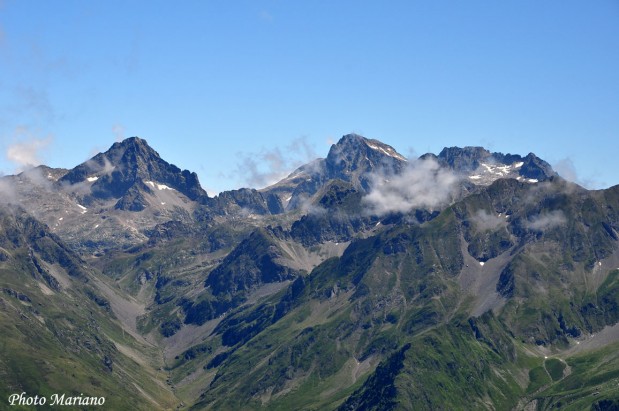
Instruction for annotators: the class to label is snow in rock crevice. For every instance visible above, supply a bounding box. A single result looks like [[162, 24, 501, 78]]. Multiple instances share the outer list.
[[145, 181, 174, 191], [365, 142, 407, 161]]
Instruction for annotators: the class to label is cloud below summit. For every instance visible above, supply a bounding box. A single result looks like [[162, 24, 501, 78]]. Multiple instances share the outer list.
[[525, 210, 567, 231], [4, 128, 52, 172], [554, 158, 604, 189], [363, 157, 460, 215], [471, 209, 505, 230], [233, 137, 319, 189]]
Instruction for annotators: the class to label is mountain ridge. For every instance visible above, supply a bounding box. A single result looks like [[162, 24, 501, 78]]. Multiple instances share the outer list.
[[1, 133, 619, 410]]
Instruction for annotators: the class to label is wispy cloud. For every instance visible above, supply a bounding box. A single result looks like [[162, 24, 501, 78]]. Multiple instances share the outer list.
[[0, 177, 18, 204], [4, 127, 52, 172], [362, 157, 460, 215], [15, 86, 55, 123], [112, 124, 126, 142], [258, 10, 273, 22], [525, 210, 567, 231], [471, 209, 505, 230], [554, 157, 604, 189], [233, 136, 319, 188]]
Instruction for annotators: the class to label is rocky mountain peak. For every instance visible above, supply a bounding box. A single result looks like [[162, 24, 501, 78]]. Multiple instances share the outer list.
[[325, 134, 407, 188], [438, 146, 492, 172], [263, 134, 409, 210], [436, 145, 556, 185], [327, 134, 407, 164], [59, 137, 207, 203]]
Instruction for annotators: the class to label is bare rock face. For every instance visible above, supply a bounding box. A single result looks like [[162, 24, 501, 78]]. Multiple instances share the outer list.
[[324, 133, 407, 189], [1, 138, 206, 253], [60, 136, 207, 203], [263, 134, 408, 211], [435, 146, 556, 185]]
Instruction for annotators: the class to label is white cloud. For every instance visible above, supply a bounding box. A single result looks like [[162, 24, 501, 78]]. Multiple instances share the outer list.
[[362, 157, 460, 215], [0, 177, 18, 204], [554, 157, 604, 189], [471, 209, 505, 230], [233, 136, 319, 188], [5, 127, 52, 171], [525, 210, 567, 231], [112, 124, 126, 142]]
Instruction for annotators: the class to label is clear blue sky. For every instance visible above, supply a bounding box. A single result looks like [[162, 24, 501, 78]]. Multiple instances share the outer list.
[[1, 1, 618, 194]]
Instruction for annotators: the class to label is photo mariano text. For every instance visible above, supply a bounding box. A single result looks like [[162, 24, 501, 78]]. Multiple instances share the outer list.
[[8, 392, 106, 407]]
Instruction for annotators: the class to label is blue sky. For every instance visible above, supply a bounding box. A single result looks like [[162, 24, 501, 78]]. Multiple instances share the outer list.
[[1, 1, 618, 194]]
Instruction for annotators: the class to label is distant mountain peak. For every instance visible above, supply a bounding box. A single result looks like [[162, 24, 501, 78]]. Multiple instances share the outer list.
[[326, 134, 407, 180], [59, 136, 207, 203], [330, 134, 407, 162], [435, 145, 556, 185]]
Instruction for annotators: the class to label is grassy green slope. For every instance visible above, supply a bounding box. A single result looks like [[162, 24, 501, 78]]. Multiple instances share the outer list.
[[175, 179, 619, 410], [0, 206, 178, 410]]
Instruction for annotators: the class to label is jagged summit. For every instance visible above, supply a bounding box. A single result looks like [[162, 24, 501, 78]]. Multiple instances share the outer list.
[[326, 134, 407, 172], [429, 145, 557, 185], [263, 134, 408, 209], [324, 134, 407, 189], [329, 133, 407, 161], [263, 133, 561, 210], [60, 137, 206, 204]]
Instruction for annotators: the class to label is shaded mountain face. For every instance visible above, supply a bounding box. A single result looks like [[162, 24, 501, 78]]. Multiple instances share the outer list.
[[324, 134, 407, 187], [0, 204, 177, 409], [422, 146, 557, 186], [3, 133, 619, 410], [60, 136, 207, 206], [1, 137, 207, 252], [263, 134, 408, 210]]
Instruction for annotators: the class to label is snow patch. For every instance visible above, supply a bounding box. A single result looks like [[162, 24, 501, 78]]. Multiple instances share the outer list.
[[479, 261, 485, 266], [94, 224, 99, 229], [87, 176, 99, 182], [58, 217, 63, 221], [480, 162, 513, 176], [365, 142, 407, 161], [145, 181, 173, 191], [469, 175, 482, 180], [77, 204, 87, 214], [496, 165, 511, 174], [527, 179, 539, 183], [514, 162, 524, 168]]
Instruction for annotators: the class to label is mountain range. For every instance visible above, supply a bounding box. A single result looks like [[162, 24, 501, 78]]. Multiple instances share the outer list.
[[1, 134, 618, 410]]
